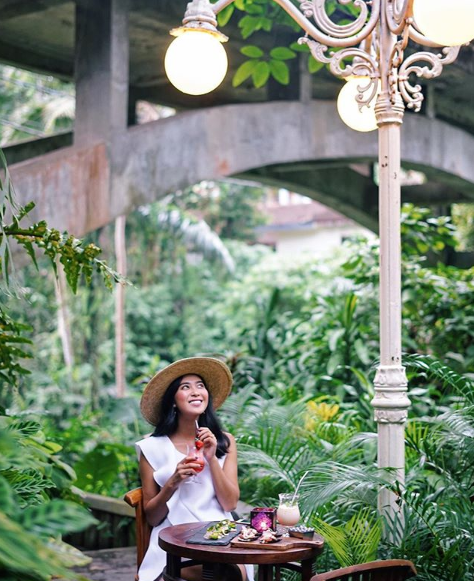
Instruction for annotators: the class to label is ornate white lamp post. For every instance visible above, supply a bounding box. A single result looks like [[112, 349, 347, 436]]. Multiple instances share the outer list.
[[165, 0, 474, 518]]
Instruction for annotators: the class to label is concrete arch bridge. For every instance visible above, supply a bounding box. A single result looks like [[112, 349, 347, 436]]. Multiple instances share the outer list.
[[7, 99, 474, 242], [1, 0, 474, 265]]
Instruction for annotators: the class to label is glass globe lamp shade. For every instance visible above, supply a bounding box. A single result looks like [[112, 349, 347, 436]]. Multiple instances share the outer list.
[[337, 77, 379, 133], [164, 30, 228, 96], [413, 0, 474, 47]]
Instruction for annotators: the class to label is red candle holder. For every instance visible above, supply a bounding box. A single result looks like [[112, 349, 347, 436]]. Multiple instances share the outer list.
[[250, 507, 276, 532]]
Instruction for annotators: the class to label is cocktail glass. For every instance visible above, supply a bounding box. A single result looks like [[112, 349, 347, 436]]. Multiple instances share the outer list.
[[277, 493, 300, 526], [185, 443, 205, 484]]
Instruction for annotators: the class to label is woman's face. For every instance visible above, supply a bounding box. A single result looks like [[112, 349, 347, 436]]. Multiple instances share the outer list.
[[174, 374, 209, 417]]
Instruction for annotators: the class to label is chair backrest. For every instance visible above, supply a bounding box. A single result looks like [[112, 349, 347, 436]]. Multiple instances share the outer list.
[[310, 559, 417, 581], [124, 487, 152, 573]]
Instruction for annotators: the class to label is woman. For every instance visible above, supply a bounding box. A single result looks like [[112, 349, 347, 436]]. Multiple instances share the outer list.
[[136, 356, 253, 581]]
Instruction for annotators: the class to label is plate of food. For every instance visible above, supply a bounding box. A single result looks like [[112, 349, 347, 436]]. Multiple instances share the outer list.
[[204, 519, 237, 540], [186, 519, 240, 546], [232, 526, 282, 547], [235, 525, 260, 542], [259, 529, 281, 544]]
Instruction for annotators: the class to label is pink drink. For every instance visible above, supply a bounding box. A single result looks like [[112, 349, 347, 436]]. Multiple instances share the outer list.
[[194, 458, 205, 473], [185, 444, 204, 481]]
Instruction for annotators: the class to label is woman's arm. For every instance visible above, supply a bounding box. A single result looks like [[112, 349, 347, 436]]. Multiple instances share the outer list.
[[205, 432, 240, 512], [139, 453, 201, 527]]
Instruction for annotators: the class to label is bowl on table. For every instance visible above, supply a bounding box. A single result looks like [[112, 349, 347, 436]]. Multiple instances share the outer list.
[[288, 525, 315, 539]]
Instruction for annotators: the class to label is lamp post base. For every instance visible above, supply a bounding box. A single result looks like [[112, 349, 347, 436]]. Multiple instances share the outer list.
[[372, 365, 410, 521]]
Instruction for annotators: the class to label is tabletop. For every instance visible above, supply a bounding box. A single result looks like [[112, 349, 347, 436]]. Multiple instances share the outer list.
[[159, 521, 325, 566]]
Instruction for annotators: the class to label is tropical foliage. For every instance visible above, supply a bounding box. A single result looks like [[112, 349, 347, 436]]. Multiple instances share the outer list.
[[212, 206, 474, 580], [0, 153, 120, 579], [0, 154, 122, 401], [0, 64, 74, 145], [0, 415, 96, 580], [5, 191, 473, 579]]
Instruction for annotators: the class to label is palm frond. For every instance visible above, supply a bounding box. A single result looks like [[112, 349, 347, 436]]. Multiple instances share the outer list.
[[43, 95, 75, 132], [312, 507, 382, 567], [219, 384, 260, 430], [238, 439, 312, 488], [404, 353, 474, 403], [156, 209, 235, 273], [330, 430, 377, 464], [405, 410, 474, 494], [383, 491, 474, 581], [300, 462, 394, 511]]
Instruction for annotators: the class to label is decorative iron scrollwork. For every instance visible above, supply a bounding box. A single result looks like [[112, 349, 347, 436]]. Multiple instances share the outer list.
[[212, 0, 463, 120], [292, 0, 462, 119], [398, 46, 460, 111]]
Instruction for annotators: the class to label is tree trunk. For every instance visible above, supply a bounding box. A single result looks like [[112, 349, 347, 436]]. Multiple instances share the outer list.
[[55, 262, 74, 368], [115, 214, 127, 398]]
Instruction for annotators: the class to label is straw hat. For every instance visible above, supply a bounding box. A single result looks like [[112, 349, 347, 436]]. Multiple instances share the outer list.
[[140, 357, 233, 425]]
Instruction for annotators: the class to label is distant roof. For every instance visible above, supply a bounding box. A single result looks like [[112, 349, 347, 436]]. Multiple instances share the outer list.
[[258, 201, 352, 233]]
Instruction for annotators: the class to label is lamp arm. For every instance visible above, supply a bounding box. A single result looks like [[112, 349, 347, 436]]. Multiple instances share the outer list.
[[212, 0, 380, 49], [385, 0, 412, 36], [211, 0, 235, 13]]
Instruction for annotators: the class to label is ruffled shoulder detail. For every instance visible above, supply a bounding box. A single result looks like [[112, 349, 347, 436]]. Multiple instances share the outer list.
[[135, 435, 173, 471]]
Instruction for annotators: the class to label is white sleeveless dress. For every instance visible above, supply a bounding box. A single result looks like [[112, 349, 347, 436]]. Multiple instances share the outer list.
[[135, 435, 254, 581]]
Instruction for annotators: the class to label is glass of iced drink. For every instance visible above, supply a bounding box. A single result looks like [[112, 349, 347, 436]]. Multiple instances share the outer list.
[[185, 443, 205, 483], [277, 493, 300, 526]]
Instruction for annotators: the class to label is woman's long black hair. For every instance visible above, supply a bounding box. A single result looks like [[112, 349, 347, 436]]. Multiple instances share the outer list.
[[152, 375, 230, 458]]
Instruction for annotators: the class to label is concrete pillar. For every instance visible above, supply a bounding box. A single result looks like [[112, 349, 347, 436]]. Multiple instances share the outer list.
[[74, 0, 129, 146]]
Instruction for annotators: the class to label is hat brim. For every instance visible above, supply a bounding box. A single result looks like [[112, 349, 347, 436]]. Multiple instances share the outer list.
[[140, 357, 232, 426]]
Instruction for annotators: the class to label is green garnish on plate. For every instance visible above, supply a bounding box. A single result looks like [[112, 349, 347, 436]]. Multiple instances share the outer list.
[[204, 519, 236, 540]]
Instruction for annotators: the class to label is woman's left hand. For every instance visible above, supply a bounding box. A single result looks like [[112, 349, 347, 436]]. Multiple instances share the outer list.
[[197, 427, 217, 460]]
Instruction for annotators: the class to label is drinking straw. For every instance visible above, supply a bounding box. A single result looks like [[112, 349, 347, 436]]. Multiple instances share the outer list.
[[195, 419, 200, 432], [292, 471, 309, 504]]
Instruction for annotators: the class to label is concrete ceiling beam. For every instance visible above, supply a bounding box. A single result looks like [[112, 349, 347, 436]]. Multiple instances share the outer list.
[[0, 39, 72, 78], [0, 0, 69, 21]]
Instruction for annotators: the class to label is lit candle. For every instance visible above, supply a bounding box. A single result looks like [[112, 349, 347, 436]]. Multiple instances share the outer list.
[[250, 508, 276, 533]]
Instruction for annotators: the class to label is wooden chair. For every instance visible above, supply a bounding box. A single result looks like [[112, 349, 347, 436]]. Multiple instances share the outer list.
[[310, 559, 417, 581], [124, 487, 223, 581], [124, 487, 152, 580]]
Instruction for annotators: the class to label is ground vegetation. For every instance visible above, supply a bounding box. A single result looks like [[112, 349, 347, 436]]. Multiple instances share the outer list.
[[3, 188, 474, 579]]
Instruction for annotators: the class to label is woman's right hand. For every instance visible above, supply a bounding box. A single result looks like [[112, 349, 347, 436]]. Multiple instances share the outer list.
[[171, 455, 200, 486]]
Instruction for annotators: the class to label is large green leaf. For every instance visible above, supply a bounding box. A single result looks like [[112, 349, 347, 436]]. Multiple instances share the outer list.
[[240, 45, 264, 58], [233, 60, 258, 87], [3, 469, 54, 507], [8, 420, 41, 438], [216, 4, 234, 26], [73, 444, 121, 493], [309, 56, 325, 73], [269, 60, 289, 85], [0, 476, 14, 514], [269, 47, 296, 61], [0, 512, 70, 579], [252, 61, 270, 88], [18, 499, 97, 536]]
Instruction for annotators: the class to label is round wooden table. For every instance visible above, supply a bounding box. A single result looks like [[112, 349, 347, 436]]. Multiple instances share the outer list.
[[159, 522, 325, 581]]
